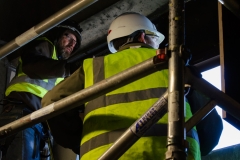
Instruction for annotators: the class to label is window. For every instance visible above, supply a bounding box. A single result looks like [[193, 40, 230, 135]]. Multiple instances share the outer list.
[[202, 66, 240, 150]]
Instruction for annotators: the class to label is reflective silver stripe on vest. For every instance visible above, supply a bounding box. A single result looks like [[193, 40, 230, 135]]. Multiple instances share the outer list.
[[83, 56, 199, 156], [93, 56, 105, 83], [85, 57, 166, 114], [85, 88, 167, 115], [80, 124, 199, 156], [8, 75, 57, 91]]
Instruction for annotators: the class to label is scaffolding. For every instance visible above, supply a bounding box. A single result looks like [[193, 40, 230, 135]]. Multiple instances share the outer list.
[[0, 0, 240, 159]]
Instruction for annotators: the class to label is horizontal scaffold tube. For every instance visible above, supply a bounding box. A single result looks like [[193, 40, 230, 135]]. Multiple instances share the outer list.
[[0, 0, 97, 60]]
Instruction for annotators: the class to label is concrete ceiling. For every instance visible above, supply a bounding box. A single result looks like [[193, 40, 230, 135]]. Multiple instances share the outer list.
[[0, 0, 239, 67], [75, 0, 169, 50], [71, 0, 221, 65]]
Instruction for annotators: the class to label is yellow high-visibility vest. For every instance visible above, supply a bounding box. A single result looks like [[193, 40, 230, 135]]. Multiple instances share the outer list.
[[81, 47, 201, 160], [5, 37, 64, 98]]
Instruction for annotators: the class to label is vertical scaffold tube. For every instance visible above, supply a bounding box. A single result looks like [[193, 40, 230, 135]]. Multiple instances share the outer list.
[[166, 0, 186, 159]]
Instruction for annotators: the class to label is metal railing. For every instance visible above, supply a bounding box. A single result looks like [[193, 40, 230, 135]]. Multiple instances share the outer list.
[[0, 0, 240, 159], [0, 0, 98, 60]]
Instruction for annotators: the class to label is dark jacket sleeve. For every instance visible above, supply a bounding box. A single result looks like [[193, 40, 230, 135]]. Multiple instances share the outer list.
[[186, 89, 223, 156], [21, 39, 70, 79], [41, 66, 85, 154]]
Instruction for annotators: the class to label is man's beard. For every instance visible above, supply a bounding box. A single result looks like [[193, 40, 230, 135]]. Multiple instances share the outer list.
[[59, 48, 70, 60], [56, 41, 71, 60]]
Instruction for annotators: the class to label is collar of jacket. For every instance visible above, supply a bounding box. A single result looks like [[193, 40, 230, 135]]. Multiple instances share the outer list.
[[118, 43, 153, 52]]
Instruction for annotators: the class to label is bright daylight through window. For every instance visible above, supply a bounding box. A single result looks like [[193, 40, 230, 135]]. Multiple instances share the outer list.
[[201, 66, 240, 150]]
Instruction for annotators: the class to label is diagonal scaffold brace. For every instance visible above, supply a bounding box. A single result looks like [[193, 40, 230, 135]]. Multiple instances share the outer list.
[[0, 51, 240, 159], [1, 0, 240, 159]]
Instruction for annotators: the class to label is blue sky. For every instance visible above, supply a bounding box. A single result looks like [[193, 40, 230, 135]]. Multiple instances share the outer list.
[[202, 66, 240, 150]]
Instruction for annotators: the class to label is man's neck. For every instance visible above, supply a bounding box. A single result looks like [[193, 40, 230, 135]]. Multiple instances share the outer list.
[[118, 43, 153, 51]]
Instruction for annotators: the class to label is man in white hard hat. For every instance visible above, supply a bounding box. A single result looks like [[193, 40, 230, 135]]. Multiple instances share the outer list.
[[42, 12, 201, 159]]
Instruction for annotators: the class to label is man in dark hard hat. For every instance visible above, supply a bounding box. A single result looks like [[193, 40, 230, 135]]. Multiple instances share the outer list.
[[0, 19, 82, 160]]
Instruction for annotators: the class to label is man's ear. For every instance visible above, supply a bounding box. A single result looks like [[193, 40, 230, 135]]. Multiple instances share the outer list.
[[138, 32, 146, 43]]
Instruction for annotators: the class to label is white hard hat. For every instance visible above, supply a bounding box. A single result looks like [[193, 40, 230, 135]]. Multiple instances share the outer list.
[[107, 12, 165, 53]]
